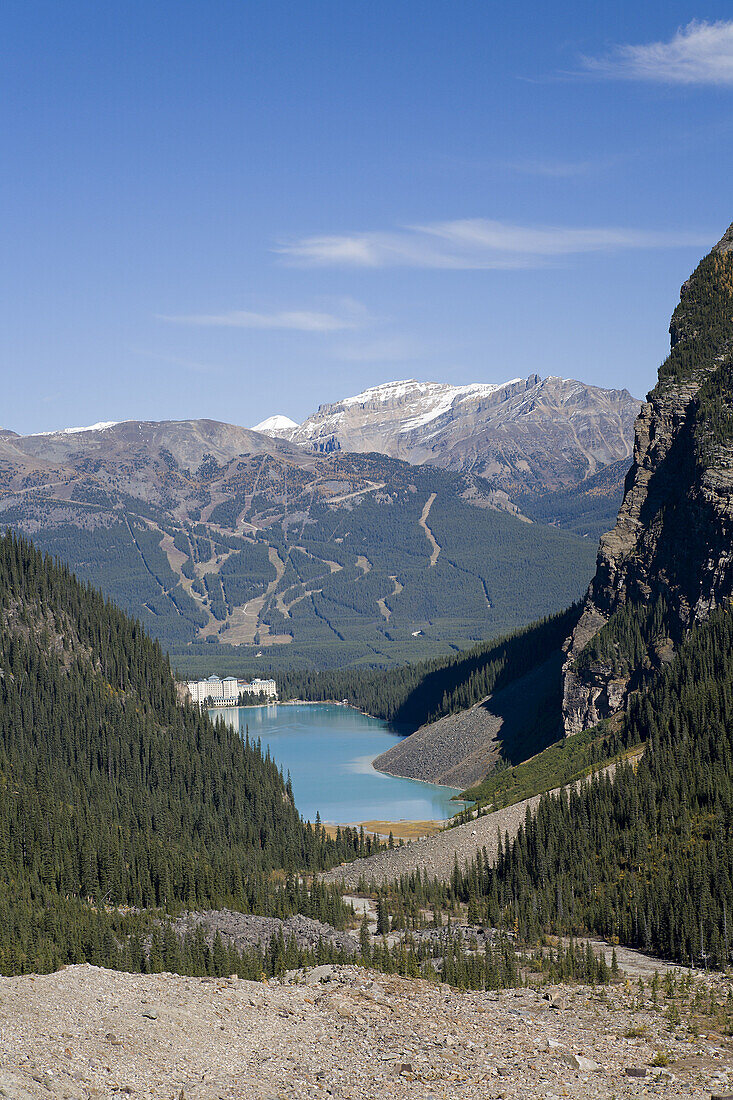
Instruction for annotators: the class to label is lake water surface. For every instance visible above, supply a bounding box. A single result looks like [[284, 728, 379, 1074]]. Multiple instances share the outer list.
[[213, 702, 463, 823]]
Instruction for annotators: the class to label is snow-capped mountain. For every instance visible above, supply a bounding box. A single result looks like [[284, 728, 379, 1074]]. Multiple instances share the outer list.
[[257, 375, 640, 492], [251, 414, 299, 436], [28, 420, 123, 437]]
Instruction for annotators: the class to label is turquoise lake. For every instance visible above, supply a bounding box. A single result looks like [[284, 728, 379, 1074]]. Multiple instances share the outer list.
[[213, 702, 464, 824]]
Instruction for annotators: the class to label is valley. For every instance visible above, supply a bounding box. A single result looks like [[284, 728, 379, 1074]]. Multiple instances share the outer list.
[[2, 217, 733, 1100], [0, 431, 597, 671], [199, 224, 733, 983], [8, 8, 733, 1100]]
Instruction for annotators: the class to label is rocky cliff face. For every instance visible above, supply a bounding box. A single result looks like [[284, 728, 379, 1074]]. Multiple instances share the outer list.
[[259, 375, 639, 494], [562, 223, 733, 735]]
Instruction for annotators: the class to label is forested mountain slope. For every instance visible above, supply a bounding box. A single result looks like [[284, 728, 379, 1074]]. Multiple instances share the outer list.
[[379, 221, 733, 969], [0, 532, 372, 972], [435, 603, 733, 969], [274, 605, 578, 731], [0, 424, 596, 669], [517, 457, 630, 540]]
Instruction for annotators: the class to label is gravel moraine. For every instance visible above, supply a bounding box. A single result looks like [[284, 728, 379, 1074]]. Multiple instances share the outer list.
[[0, 963, 730, 1099], [170, 911, 359, 956], [321, 792, 543, 889], [373, 657, 559, 789], [321, 758, 638, 890]]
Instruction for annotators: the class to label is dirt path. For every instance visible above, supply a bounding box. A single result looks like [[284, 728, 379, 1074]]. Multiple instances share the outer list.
[[219, 545, 287, 644], [235, 453, 267, 532], [159, 531, 188, 576], [324, 481, 386, 505], [419, 493, 440, 566], [567, 937, 695, 979], [123, 518, 183, 617]]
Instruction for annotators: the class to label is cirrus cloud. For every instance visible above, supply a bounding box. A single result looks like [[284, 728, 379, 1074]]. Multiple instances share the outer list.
[[276, 218, 710, 270], [580, 19, 733, 85], [157, 300, 368, 332]]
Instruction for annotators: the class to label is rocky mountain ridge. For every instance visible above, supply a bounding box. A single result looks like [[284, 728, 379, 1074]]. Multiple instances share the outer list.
[[562, 222, 733, 735], [5, 416, 308, 480], [256, 373, 639, 494]]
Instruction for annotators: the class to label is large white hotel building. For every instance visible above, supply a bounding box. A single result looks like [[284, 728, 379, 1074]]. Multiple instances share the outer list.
[[186, 675, 277, 705]]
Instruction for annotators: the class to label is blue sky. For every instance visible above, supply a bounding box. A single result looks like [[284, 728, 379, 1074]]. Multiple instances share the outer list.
[[2, 1, 732, 433]]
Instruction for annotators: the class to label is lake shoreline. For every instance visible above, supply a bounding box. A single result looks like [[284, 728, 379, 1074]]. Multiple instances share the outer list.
[[277, 697, 389, 725], [236, 699, 466, 796], [231, 697, 387, 723], [323, 819, 444, 840], [211, 701, 463, 823]]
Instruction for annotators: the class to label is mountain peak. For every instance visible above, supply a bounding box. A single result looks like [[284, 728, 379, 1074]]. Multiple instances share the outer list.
[[713, 221, 733, 254], [252, 414, 299, 436], [280, 374, 638, 491]]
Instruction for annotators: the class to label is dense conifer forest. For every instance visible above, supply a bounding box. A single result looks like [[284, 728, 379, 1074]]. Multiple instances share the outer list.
[[383, 603, 733, 969], [274, 605, 579, 728], [0, 532, 379, 973]]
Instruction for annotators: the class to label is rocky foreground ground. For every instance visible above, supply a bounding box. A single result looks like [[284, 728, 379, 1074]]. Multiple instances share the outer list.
[[0, 963, 731, 1100]]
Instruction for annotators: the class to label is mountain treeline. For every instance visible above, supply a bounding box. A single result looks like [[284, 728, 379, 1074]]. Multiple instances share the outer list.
[[0, 532, 379, 973], [662, 249, 733, 389], [388, 602, 733, 969], [274, 605, 580, 728]]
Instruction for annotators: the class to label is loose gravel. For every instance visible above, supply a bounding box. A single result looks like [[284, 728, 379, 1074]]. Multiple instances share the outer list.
[[170, 911, 359, 956], [321, 792, 541, 889], [0, 963, 729, 1099]]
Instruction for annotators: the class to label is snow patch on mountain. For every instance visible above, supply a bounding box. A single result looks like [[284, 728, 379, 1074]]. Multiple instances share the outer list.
[[334, 378, 522, 418], [29, 421, 122, 437], [252, 414, 299, 436], [397, 380, 524, 434], [339, 380, 434, 407]]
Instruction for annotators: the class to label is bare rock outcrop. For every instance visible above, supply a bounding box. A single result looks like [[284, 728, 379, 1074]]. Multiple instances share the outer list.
[[562, 222, 733, 735], [272, 375, 639, 494], [170, 909, 359, 956]]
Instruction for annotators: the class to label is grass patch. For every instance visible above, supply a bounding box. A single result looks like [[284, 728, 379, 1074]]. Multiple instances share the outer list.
[[461, 720, 637, 811], [623, 1025, 648, 1039]]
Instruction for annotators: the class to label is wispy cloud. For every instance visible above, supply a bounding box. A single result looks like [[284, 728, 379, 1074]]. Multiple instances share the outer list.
[[580, 19, 733, 85], [502, 158, 599, 178], [277, 218, 710, 270], [333, 336, 423, 363], [157, 300, 368, 332]]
